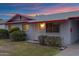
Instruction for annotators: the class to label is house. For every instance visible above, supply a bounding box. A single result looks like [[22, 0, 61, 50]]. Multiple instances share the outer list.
[[1, 11, 79, 46]]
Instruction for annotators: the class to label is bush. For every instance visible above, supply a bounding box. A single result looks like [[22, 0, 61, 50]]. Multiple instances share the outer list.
[[38, 35, 62, 47], [38, 35, 47, 45], [46, 36, 62, 47], [9, 27, 20, 33], [0, 29, 9, 39], [10, 31, 26, 41], [45, 36, 55, 46]]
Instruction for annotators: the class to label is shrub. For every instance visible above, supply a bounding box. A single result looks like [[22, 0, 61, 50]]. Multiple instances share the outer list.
[[0, 29, 9, 39], [10, 31, 26, 41], [55, 37, 62, 47], [38, 35, 47, 45], [45, 36, 55, 46], [46, 36, 62, 47], [38, 35, 62, 47], [9, 27, 20, 33]]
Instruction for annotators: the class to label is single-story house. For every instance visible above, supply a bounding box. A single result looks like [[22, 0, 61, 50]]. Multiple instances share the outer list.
[[1, 11, 79, 46]]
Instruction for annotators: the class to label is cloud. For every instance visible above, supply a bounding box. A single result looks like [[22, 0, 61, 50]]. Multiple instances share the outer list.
[[43, 7, 79, 15], [19, 4, 79, 17], [21, 7, 42, 10], [1, 4, 79, 18], [28, 7, 79, 16], [2, 7, 79, 17], [0, 13, 15, 16]]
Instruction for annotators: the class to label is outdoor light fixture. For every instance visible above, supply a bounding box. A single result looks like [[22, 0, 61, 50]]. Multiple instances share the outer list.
[[40, 23, 45, 29]]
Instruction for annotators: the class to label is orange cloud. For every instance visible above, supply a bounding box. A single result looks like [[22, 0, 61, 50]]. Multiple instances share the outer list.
[[3, 7, 79, 17], [26, 7, 79, 17], [38, 7, 79, 15], [21, 13, 37, 17]]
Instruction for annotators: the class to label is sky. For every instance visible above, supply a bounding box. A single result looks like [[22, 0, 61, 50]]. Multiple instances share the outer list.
[[1, 3, 79, 20]]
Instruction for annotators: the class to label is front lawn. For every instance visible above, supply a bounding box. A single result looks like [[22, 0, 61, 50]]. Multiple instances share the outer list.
[[0, 39, 59, 56]]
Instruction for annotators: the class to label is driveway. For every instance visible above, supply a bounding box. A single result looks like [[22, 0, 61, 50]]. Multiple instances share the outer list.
[[56, 43, 79, 56]]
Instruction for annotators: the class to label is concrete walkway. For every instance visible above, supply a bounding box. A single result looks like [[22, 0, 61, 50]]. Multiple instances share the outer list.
[[57, 43, 79, 56]]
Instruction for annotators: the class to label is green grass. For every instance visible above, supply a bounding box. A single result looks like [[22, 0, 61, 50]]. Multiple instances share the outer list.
[[0, 39, 59, 56]]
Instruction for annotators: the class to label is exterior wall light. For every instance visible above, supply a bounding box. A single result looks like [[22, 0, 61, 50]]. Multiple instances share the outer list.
[[40, 23, 45, 29]]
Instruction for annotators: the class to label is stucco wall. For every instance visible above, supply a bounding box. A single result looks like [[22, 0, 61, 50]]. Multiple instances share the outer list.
[[27, 22, 72, 45], [26, 24, 36, 40], [27, 23, 71, 46], [60, 21, 71, 45], [5, 23, 60, 41], [71, 20, 79, 44], [26, 23, 60, 40]]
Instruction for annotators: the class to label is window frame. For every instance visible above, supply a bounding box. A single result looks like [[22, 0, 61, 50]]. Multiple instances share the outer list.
[[46, 22, 60, 33]]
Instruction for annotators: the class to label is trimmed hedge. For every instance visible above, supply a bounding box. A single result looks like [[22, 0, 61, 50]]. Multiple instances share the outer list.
[[10, 31, 26, 41], [38, 35, 47, 45], [0, 29, 9, 39], [46, 36, 62, 46], [38, 35, 62, 47]]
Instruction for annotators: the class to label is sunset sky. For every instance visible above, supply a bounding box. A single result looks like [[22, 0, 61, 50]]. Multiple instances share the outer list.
[[1, 3, 79, 20]]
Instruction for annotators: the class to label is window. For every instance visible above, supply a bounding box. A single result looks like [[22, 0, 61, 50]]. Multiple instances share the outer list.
[[23, 24, 29, 31], [46, 23, 52, 32], [46, 23, 60, 33]]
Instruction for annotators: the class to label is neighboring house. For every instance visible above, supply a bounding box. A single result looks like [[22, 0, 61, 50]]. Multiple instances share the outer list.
[[1, 11, 79, 46], [0, 20, 7, 29]]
